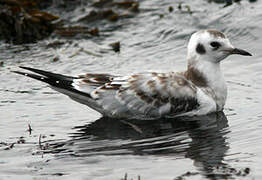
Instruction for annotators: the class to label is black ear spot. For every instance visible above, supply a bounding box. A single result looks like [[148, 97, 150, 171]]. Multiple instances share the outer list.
[[196, 43, 206, 54]]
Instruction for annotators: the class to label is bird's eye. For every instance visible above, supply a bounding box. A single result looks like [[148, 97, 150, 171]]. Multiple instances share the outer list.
[[210, 41, 221, 49]]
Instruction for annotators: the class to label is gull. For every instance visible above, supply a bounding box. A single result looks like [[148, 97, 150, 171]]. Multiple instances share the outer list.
[[13, 30, 252, 120]]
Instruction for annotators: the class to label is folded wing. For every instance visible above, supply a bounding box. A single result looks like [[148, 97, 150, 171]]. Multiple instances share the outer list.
[[14, 67, 200, 119], [73, 72, 200, 119]]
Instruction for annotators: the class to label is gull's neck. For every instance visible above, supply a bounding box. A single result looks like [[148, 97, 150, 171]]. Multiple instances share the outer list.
[[185, 58, 227, 110], [185, 59, 223, 87]]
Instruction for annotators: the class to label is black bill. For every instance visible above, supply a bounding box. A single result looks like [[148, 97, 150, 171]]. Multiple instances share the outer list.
[[231, 48, 252, 56]]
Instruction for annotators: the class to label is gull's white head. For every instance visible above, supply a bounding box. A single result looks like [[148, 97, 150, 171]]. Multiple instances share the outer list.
[[187, 30, 252, 64]]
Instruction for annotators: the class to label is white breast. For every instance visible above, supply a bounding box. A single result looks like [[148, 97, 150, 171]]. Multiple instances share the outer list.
[[196, 88, 217, 114], [188, 59, 228, 112], [177, 88, 217, 117], [206, 73, 227, 111]]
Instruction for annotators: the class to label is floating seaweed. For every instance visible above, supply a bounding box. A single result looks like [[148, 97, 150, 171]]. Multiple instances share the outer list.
[[109, 41, 120, 52], [93, 0, 139, 12], [177, 3, 193, 14], [168, 6, 174, 13], [0, 0, 141, 44], [55, 26, 99, 37], [0, 0, 59, 44], [207, 0, 257, 7]]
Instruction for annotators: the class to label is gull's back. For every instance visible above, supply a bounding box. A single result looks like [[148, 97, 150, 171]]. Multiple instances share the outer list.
[[72, 71, 200, 119]]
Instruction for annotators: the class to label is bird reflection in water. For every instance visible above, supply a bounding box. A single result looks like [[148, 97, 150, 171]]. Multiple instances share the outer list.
[[50, 112, 230, 179]]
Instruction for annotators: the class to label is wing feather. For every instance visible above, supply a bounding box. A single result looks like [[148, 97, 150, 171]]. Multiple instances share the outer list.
[[15, 67, 200, 119], [73, 72, 200, 119]]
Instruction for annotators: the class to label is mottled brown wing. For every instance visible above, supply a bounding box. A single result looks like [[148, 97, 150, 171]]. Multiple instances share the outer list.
[[15, 67, 200, 119], [72, 73, 118, 93], [73, 72, 199, 119], [113, 72, 200, 118]]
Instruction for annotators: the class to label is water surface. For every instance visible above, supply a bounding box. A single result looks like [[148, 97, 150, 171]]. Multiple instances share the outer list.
[[1, 0, 262, 179]]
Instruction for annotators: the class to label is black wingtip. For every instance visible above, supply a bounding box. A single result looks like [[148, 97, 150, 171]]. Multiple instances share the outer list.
[[17, 66, 77, 80], [19, 66, 45, 72], [18, 66, 35, 72], [12, 70, 49, 83], [12, 70, 31, 77], [13, 67, 93, 99], [18, 66, 54, 78], [12, 70, 24, 75], [19, 66, 30, 70], [13, 66, 76, 87]]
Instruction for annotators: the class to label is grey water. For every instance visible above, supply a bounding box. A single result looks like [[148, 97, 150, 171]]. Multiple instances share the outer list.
[[1, 0, 262, 179]]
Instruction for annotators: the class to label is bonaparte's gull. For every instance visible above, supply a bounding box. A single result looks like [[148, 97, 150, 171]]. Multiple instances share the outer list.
[[13, 30, 252, 120]]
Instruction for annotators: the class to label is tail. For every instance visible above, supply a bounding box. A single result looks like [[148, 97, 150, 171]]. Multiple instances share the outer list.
[[13, 66, 91, 98]]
